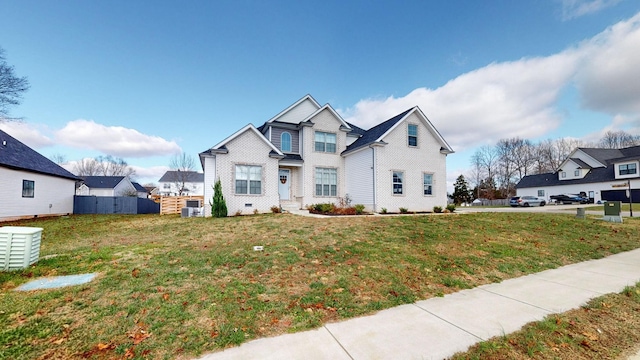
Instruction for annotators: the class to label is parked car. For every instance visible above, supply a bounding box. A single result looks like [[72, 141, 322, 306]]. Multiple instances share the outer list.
[[549, 194, 589, 204], [510, 196, 546, 207]]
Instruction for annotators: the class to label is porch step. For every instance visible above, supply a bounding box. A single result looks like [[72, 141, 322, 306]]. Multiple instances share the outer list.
[[280, 202, 301, 212]]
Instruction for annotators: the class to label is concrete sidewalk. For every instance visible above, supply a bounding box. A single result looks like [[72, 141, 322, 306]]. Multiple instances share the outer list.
[[198, 248, 640, 360]]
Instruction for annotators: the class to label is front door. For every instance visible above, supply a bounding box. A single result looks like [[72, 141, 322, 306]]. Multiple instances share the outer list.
[[278, 169, 290, 200]]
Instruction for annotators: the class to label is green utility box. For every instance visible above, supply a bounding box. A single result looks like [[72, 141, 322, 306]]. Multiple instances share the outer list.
[[603, 201, 622, 223]]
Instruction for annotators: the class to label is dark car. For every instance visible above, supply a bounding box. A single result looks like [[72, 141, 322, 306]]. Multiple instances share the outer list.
[[510, 196, 546, 207], [550, 194, 589, 204]]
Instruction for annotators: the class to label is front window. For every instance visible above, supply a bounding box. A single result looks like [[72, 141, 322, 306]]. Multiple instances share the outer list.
[[314, 132, 336, 153], [281, 132, 291, 152], [619, 163, 637, 175], [408, 124, 418, 147], [423, 173, 433, 195], [393, 171, 404, 195], [538, 190, 545, 197], [235, 165, 262, 194], [22, 180, 35, 198], [315, 168, 337, 196]]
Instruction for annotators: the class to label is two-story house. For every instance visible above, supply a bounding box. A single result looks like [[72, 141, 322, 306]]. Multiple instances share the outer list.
[[199, 95, 454, 216], [516, 146, 640, 203], [157, 170, 204, 196]]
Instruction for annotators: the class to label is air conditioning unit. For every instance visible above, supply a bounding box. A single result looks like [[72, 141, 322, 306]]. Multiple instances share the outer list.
[[185, 199, 202, 208], [181, 207, 193, 218]]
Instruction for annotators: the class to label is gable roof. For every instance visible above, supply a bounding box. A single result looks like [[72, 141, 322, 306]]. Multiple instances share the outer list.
[[343, 107, 454, 155], [266, 94, 321, 124], [158, 170, 204, 183], [0, 129, 80, 180], [569, 158, 592, 169], [516, 167, 616, 189], [300, 104, 352, 130], [81, 176, 127, 189], [132, 182, 147, 192]]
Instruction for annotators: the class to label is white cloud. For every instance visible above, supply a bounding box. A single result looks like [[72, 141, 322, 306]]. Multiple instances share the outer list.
[[343, 11, 640, 153], [576, 12, 640, 114], [0, 121, 54, 148], [561, 0, 622, 20], [343, 53, 579, 152], [55, 119, 182, 157]]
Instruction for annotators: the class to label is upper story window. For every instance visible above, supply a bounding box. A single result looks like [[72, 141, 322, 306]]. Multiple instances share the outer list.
[[315, 131, 336, 153], [235, 165, 262, 195], [393, 171, 403, 195], [22, 180, 35, 198], [281, 132, 292, 152], [619, 163, 637, 175], [574, 170, 580, 176], [561, 171, 566, 178], [163, 183, 170, 189], [408, 124, 418, 147]]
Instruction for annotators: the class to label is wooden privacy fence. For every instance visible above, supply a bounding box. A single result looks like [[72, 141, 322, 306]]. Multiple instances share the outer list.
[[160, 196, 205, 215]]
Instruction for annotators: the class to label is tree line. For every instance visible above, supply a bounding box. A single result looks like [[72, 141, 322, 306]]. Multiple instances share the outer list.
[[452, 131, 640, 204]]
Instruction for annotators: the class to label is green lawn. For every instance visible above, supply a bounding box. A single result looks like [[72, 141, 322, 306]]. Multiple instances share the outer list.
[[1, 213, 639, 359]]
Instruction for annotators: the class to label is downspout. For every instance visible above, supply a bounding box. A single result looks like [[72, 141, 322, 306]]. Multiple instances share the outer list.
[[371, 146, 377, 213]]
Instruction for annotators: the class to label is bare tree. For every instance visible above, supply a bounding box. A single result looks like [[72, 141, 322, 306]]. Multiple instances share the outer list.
[[73, 156, 136, 177], [0, 47, 30, 121], [471, 145, 499, 187], [168, 152, 197, 196], [598, 130, 640, 149], [49, 153, 67, 165]]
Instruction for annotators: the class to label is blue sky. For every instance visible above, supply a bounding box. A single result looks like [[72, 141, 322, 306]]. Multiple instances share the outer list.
[[1, 0, 640, 191]]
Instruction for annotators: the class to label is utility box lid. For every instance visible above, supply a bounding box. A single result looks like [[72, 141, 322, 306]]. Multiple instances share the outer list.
[[604, 201, 622, 216], [0, 226, 43, 271]]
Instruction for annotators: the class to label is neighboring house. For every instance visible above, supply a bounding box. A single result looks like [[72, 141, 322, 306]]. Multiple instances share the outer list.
[[76, 176, 138, 197], [0, 129, 80, 221], [132, 182, 149, 198], [199, 94, 454, 216], [516, 145, 640, 203], [157, 171, 204, 196]]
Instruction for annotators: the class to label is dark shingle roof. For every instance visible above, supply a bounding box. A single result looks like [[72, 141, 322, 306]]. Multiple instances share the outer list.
[[132, 182, 147, 192], [0, 129, 80, 180], [579, 148, 624, 164], [282, 154, 303, 162], [569, 158, 592, 169], [344, 108, 413, 153], [345, 122, 367, 136], [82, 176, 126, 189], [516, 167, 616, 189], [158, 171, 204, 183]]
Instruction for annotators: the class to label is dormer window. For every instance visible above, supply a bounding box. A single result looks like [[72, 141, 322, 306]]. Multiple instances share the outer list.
[[619, 163, 637, 175], [281, 132, 291, 152], [574, 170, 580, 176], [561, 171, 566, 178]]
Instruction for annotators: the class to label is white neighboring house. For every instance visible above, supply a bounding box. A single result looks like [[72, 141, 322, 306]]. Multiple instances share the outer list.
[[199, 94, 454, 216], [0, 129, 80, 222], [516, 146, 640, 203], [76, 176, 140, 197], [157, 171, 204, 196]]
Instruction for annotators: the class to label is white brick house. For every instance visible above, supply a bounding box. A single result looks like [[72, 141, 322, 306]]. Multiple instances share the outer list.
[[199, 95, 454, 216]]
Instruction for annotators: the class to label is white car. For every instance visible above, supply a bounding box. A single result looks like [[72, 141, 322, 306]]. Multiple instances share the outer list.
[[509, 196, 546, 207]]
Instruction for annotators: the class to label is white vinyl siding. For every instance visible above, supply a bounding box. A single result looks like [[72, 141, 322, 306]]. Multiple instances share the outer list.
[[315, 168, 337, 196], [345, 148, 374, 208]]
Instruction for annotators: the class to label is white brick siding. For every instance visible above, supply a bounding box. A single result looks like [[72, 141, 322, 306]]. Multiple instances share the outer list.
[[374, 113, 448, 212], [203, 129, 280, 216]]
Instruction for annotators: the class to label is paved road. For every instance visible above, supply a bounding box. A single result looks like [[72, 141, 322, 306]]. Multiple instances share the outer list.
[[455, 204, 637, 217]]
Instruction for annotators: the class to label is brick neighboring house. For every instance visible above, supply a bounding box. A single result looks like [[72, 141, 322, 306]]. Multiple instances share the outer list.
[[199, 94, 454, 216], [516, 145, 640, 203], [0, 129, 80, 221], [157, 171, 204, 196]]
